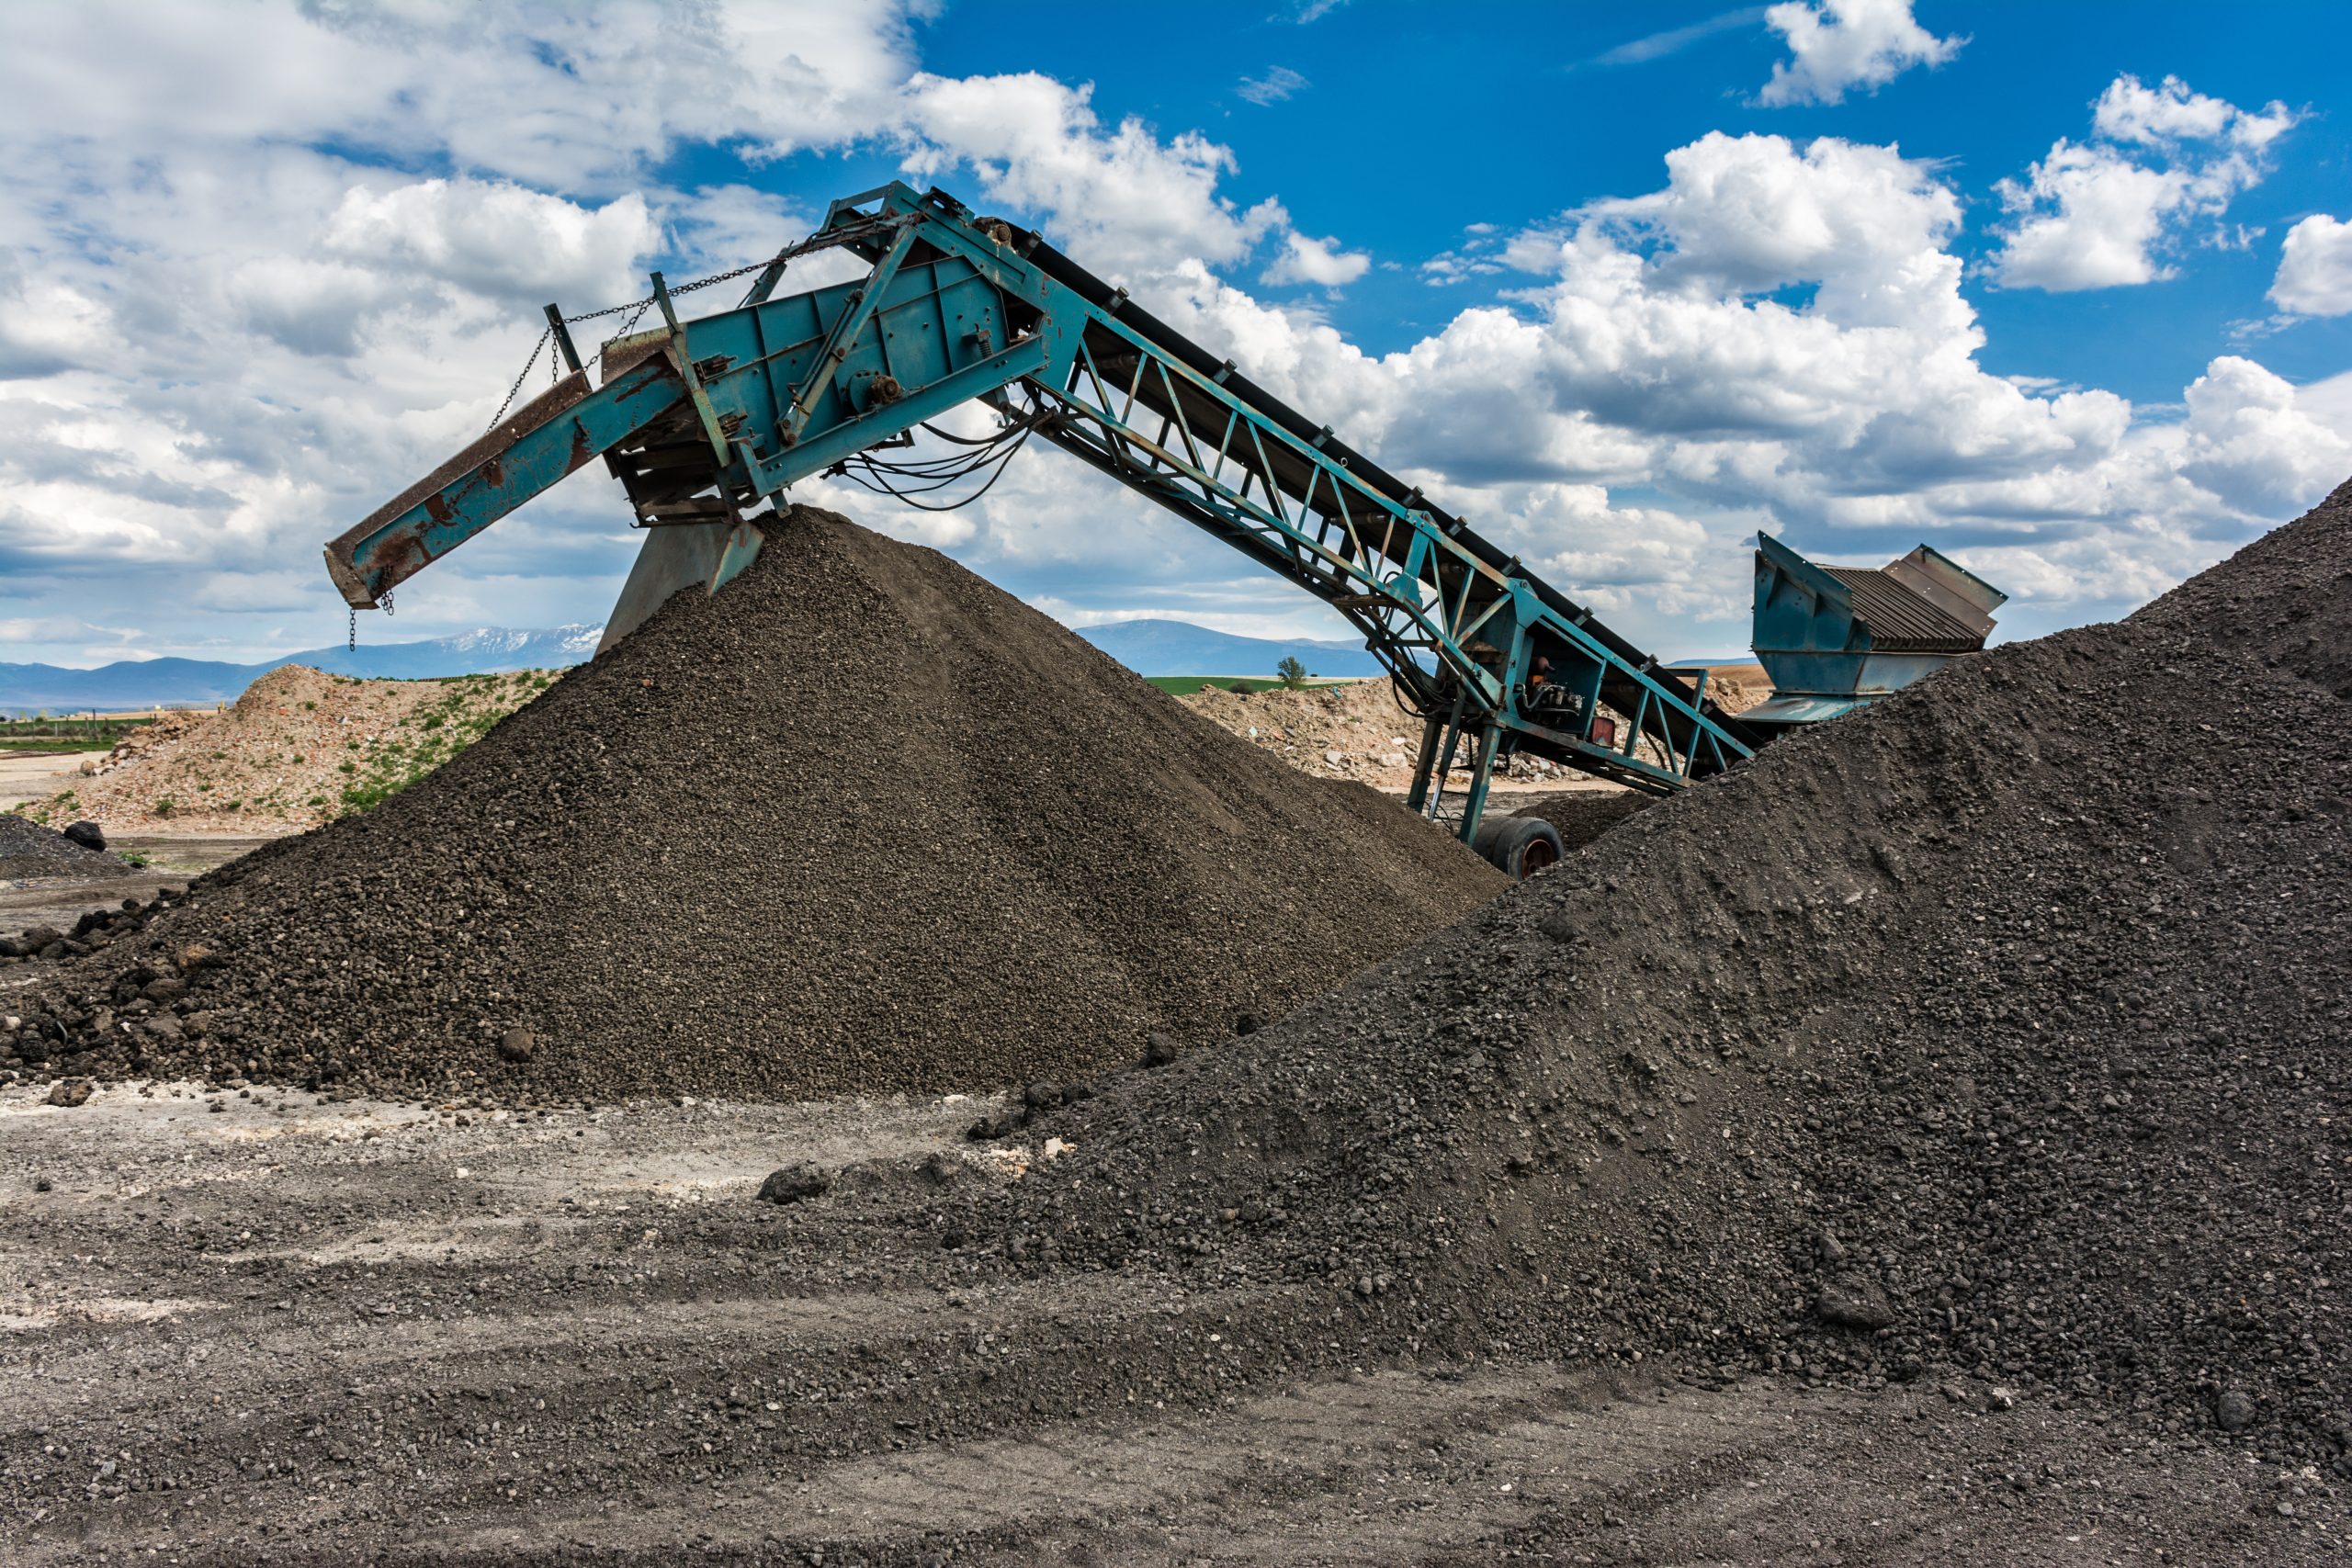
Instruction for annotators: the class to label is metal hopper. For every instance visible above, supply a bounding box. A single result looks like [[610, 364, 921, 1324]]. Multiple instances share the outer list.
[[1744, 533, 2007, 733]]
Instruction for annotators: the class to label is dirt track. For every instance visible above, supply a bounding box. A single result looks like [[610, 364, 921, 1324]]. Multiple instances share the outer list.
[[5, 1079, 2335, 1565]]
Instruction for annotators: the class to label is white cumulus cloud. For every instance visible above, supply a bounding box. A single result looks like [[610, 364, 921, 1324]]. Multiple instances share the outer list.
[[2270, 215, 2352, 317], [1757, 0, 1962, 107], [2176, 355, 2352, 513], [1261, 231, 1372, 288], [899, 73, 1286, 276], [1993, 74, 2300, 292]]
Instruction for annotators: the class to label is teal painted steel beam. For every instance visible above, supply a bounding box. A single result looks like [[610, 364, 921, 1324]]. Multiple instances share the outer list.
[[326, 178, 1757, 824], [324, 354, 687, 608]]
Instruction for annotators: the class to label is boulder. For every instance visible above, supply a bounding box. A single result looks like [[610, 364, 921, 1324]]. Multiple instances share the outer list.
[[1815, 1272, 1897, 1330], [754, 1163, 830, 1204]]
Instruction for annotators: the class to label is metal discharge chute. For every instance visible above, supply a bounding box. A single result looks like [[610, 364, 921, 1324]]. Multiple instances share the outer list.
[[325, 183, 1760, 846], [1744, 534, 2007, 734]]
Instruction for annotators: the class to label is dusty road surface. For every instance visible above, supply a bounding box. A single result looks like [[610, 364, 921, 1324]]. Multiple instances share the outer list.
[[4, 1080, 2336, 1565], [0, 832, 265, 943], [0, 751, 107, 813]]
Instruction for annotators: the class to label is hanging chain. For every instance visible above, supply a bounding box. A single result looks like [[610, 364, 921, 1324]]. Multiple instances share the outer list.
[[483, 326, 553, 434], [474, 249, 804, 435], [418, 220, 899, 639]]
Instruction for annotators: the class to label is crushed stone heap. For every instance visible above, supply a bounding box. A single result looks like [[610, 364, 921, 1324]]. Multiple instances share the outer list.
[[1001, 478, 2352, 1464], [0, 813, 125, 883], [5, 507, 1501, 1099]]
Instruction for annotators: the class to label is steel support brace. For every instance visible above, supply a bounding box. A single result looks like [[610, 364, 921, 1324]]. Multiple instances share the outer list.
[[779, 220, 920, 445], [1456, 726, 1504, 844], [651, 272, 733, 470], [1406, 714, 1445, 811]]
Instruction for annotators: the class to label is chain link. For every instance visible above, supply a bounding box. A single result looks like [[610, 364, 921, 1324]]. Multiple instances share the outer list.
[[549, 211, 904, 332], [450, 216, 911, 611], [483, 326, 553, 434]]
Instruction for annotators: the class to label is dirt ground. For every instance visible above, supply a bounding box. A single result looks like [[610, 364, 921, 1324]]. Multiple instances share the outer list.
[[3, 1075, 2335, 1566], [1180, 667, 1770, 795], [0, 751, 107, 815]]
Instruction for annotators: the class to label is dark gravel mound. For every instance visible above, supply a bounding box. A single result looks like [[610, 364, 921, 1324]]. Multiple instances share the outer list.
[[2, 507, 1500, 1099], [0, 811, 123, 882], [2141, 474, 2352, 696], [1001, 479, 2352, 1465]]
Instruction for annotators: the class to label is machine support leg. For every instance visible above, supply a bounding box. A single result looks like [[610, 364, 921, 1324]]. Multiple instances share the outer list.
[[1427, 719, 1465, 822], [1421, 687, 1470, 821], [1455, 725, 1504, 845], [1405, 714, 1446, 812]]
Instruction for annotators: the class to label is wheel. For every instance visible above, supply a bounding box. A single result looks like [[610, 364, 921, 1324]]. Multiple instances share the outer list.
[[1470, 815, 1565, 880]]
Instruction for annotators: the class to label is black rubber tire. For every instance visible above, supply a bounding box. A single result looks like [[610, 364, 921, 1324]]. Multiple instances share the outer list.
[[1470, 815, 1565, 880]]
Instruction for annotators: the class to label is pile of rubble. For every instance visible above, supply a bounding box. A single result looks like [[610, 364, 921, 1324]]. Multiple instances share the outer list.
[[1000, 479, 2352, 1463]]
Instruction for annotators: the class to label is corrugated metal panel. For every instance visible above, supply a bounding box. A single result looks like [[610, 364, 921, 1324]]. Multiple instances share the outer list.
[[1822, 566, 1986, 653]]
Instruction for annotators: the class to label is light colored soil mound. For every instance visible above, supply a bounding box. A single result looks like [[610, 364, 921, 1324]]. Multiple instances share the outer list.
[[29, 664, 561, 835], [1180, 665, 1771, 791]]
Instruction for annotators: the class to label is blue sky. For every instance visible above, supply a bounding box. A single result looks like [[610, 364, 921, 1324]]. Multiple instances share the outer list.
[[908, 0, 2352, 390], [2, 0, 2348, 669]]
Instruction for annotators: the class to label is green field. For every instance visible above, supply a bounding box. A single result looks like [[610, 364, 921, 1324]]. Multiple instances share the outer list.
[[0, 716, 153, 751], [1144, 674, 1371, 696], [1146, 675, 1290, 695]]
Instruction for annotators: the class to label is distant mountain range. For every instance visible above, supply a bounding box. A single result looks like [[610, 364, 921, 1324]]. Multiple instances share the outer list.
[[1074, 619, 1385, 679], [0, 617, 1396, 713], [0, 626, 602, 714]]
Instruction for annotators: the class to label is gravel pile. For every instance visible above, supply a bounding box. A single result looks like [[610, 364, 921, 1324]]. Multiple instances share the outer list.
[[0, 812, 124, 882], [1001, 478, 2352, 1464], [2, 507, 1501, 1099]]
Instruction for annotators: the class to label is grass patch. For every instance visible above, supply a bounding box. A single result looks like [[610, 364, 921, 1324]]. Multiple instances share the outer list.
[[1144, 675, 1366, 695], [332, 673, 549, 818], [1147, 675, 1287, 695], [0, 716, 152, 749]]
